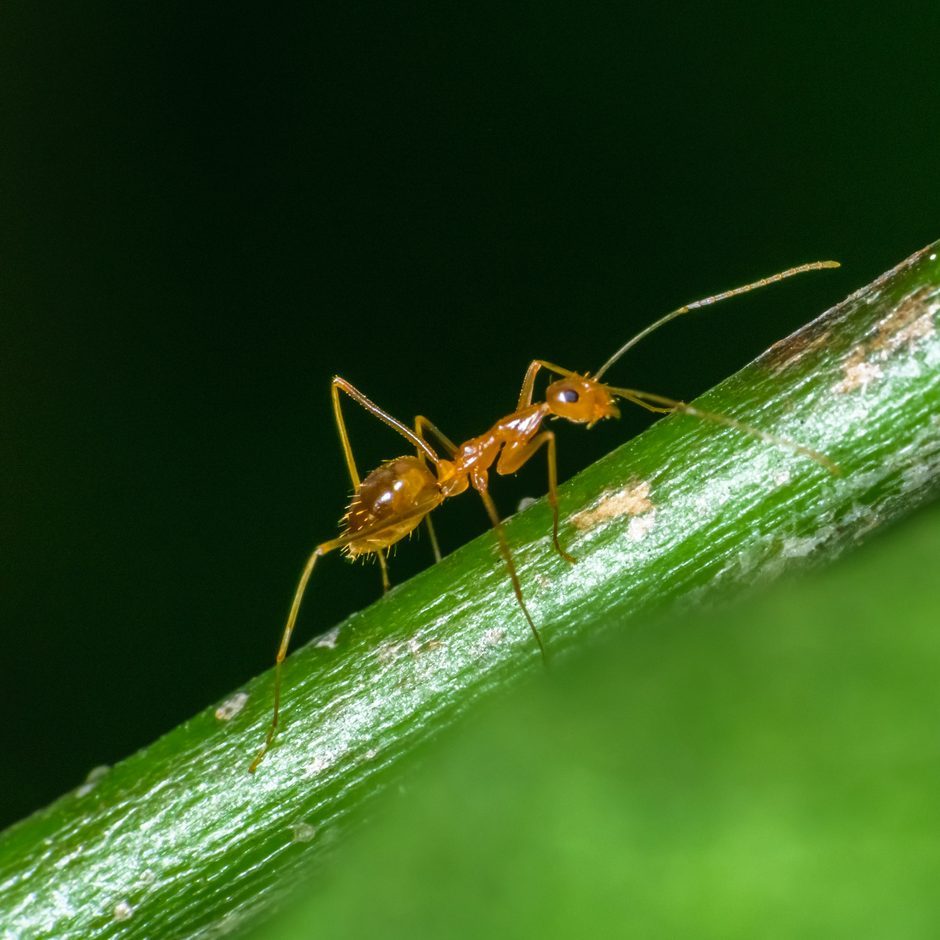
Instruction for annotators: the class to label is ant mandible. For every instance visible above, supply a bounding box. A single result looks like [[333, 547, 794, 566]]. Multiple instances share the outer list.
[[248, 260, 839, 772]]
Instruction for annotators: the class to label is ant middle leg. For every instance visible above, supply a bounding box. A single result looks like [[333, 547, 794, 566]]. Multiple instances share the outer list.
[[497, 431, 575, 563]]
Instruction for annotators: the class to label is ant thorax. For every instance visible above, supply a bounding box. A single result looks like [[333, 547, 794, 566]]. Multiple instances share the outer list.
[[446, 403, 552, 494]]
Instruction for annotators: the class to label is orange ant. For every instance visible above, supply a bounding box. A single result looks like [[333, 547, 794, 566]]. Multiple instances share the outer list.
[[248, 260, 840, 772]]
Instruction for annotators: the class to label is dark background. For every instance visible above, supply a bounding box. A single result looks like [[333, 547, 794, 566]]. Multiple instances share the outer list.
[[2, 3, 937, 830]]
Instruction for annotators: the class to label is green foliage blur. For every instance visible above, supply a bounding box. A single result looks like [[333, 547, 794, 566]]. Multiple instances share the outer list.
[[255, 502, 940, 939]]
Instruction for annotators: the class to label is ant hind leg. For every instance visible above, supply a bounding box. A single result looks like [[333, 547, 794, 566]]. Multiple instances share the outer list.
[[378, 551, 391, 593], [477, 490, 547, 663], [248, 535, 347, 774]]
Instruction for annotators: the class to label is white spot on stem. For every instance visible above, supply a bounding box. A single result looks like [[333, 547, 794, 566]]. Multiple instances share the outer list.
[[304, 749, 340, 778], [75, 765, 110, 797], [214, 691, 249, 722], [315, 626, 341, 649], [834, 354, 884, 393], [835, 288, 938, 393], [291, 821, 317, 843], [626, 513, 656, 541]]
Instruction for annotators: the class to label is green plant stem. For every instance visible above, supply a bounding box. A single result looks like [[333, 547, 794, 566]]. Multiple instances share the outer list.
[[2, 244, 939, 939]]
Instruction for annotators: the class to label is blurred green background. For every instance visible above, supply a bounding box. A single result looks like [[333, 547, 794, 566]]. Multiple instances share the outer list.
[[1, 3, 938, 831], [266, 501, 940, 940]]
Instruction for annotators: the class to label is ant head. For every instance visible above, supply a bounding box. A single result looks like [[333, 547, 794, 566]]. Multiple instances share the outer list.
[[545, 375, 620, 425]]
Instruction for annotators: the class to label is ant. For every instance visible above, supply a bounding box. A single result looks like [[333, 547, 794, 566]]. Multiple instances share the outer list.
[[248, 260, 840, 772]]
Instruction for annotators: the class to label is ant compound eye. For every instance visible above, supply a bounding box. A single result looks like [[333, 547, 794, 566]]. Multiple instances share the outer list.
[[560, 388, 580, 403]]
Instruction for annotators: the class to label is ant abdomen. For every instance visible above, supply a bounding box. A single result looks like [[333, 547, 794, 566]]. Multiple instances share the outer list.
[[343, 457, 442, 556]]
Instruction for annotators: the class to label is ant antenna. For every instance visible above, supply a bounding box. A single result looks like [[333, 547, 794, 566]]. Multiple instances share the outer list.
[[593, 260, 840, 381]]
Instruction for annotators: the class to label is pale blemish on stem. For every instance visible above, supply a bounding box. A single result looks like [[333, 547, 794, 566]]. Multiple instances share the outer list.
[[74, 765, 110, 798], [570, 480, 654, 533], [626, 512, 656, 542], [872, 287, 938, 354], [303, 752, 338, 778], [475, 626, 508, 659], [833, 349, 884, 394], [112, 900, 134, 922], [481, 627, 507, 647], [214, 691, 249, 722], [835, 286, 938, 393], [290, 821, 317, 843], [315, 626, 341, 650], [376, 635, 444, 664]]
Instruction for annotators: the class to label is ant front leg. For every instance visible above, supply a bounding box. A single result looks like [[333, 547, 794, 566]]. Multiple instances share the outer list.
[[609, 386, 840, 474], [498, 431, 575, 564], [538, 430, 576, 564]]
